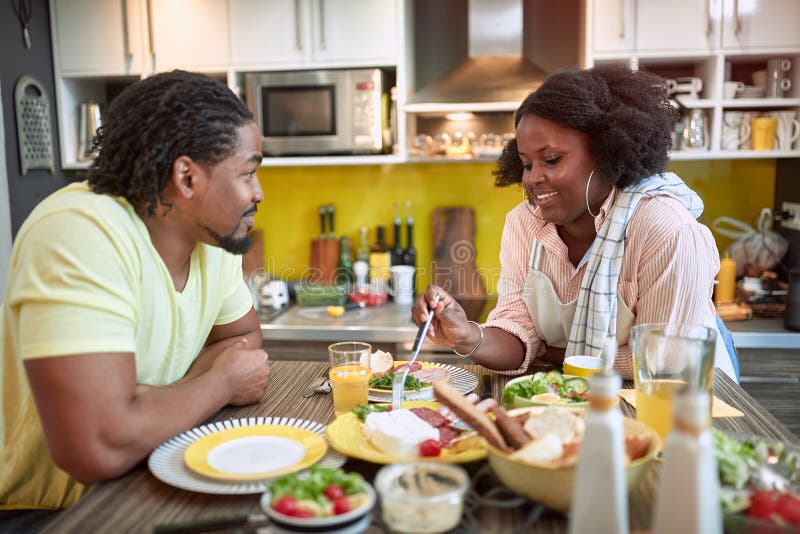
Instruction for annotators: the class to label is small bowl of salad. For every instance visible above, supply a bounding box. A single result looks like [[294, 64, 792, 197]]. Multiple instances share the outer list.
[[260, 465, 376, 532], [714, 430, 800, 532], [501, 370, 589, 409]]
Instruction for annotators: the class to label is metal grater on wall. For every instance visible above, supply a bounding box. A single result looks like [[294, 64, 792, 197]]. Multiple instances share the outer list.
[[15, 74, 55, 175]]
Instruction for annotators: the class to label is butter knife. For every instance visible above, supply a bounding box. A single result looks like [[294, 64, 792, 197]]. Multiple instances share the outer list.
[[153, 513, 268, 533], [302, 370, 329, 398]]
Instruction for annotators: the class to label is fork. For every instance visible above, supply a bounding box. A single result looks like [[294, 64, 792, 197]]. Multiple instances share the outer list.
[[392, 293, 440, 409]]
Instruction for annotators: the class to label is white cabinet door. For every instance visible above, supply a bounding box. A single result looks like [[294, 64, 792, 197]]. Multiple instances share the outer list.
[[636, 0, 717, 52], [230, 0, 312, 66], [591, 0, 633, 54], [149, 0, 230, 71], [52, 0, 148, 75], [721, 0, 800, 49], [310, 0, 398, 63]]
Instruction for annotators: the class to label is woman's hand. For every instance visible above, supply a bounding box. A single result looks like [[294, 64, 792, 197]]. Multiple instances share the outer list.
[[412, 285, 476, 350]]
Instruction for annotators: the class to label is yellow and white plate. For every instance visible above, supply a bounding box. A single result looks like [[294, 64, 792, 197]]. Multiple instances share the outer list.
[[325, 400, 487, 464], [149, 417, 345, 494], [183, 424, 327, 481], [367, 362, 478, 402]]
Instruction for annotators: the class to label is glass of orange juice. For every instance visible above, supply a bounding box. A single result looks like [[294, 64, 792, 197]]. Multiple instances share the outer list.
[[630, 324, 716, 445], [328, 342, 371, 417]]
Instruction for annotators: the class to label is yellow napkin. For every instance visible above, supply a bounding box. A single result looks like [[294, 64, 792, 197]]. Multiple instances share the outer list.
[[618, 389, 744, 418]]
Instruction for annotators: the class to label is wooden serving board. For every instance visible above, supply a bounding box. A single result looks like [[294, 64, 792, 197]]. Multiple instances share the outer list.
[[432, 207, 487, 320]]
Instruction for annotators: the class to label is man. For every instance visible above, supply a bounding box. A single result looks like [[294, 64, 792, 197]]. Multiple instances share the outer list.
[[0, 71, 271, 514]]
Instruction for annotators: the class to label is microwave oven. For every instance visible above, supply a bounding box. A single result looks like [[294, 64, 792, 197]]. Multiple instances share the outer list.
[[245, 68, 385, 156]]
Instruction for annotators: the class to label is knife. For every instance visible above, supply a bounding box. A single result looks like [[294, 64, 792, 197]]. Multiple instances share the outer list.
[[318, 205, 327, 239], [153, 513, 268, 533], [302, 370, 331, 398], [327, 204, 335, 239]]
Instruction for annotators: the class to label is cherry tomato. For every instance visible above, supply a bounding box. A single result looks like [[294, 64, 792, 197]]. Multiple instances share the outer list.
[[323, 484, 345, 501], [748, 490, 782, 522], [419, 439, 443, 457], [333, 497, 352, 515], [775, 492, 800, 526], [292, 509, 317, 518], [271, 495, 298, 516]]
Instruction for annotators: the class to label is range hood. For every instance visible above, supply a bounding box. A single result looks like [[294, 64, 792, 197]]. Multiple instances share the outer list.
[[405, 0, 548, 113]]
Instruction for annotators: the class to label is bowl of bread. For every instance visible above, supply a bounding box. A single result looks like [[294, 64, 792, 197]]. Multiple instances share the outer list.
[[433, 382, 660, 513]]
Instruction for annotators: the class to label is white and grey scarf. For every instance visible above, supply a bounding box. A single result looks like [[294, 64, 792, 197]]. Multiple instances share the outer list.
[[565, 172, 705, 365]]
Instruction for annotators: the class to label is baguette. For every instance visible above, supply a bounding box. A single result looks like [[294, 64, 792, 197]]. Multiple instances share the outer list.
[[433, 381, 511, 453]]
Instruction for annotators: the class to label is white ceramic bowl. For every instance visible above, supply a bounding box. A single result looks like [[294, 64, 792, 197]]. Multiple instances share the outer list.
[[260, 481, 376, 533]]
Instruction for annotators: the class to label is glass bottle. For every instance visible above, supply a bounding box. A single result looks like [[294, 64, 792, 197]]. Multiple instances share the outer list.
[[568, 370, 628, 534], [336, 236, 354, 288], [653, 390, 722, 534], [369, 226, 391, 295], [402, 200, 417, 295], [392, 202, 404, 266], [356, 226, 370, 263]]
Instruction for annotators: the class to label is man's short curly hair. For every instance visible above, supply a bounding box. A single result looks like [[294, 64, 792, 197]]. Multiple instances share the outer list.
[[87, 70, 254, 217], [493, 64, 678, 189]]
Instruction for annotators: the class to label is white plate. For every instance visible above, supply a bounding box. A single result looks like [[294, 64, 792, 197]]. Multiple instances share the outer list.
[[148, 417, 346, 494], [367, 363, 479, 402]]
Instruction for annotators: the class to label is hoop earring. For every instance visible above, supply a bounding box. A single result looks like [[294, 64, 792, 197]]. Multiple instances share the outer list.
[[585, 168, 598, 218]]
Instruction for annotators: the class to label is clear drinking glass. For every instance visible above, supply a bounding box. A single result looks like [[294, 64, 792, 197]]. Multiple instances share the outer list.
[[328, 342, 371, 416], [630, 323, 716, 444]]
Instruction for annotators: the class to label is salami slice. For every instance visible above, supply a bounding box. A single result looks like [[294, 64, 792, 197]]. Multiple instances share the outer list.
[[394, 362, 423, 373], [411, 367, 451, 384], [410, 407, 448, 428], [438, 426, 460, 446]]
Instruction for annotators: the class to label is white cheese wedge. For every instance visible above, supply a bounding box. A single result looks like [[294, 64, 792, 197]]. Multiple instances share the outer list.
[[363, 409, 439, 458]]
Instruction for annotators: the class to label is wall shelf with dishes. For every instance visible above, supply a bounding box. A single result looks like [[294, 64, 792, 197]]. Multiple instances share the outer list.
[[585, 0, 800, 161]]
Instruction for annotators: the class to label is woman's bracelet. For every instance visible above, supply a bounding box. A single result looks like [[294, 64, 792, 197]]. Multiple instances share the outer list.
[[453, 320, 484, 357]]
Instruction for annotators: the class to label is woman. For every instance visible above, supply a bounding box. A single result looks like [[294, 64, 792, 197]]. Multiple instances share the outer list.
[[413, 64, 736, 380]]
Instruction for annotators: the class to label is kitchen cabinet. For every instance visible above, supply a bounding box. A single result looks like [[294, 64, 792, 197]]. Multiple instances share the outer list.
[[738, 348, 800, 437], [230, 0, 400, 68], [149, 0, 230, 71], [51, 0, 149, 76], [721, 0, 800, 50], [590, 0, 715, 57]]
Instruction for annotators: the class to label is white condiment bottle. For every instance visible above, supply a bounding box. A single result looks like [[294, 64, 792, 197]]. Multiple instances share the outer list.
[[652, 389, 722, 534], [568, 370, 628, 534]]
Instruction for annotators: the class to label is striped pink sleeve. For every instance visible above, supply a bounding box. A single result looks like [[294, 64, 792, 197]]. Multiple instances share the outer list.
[[484, 205, 543, 375], [618, 197, 720, 376]]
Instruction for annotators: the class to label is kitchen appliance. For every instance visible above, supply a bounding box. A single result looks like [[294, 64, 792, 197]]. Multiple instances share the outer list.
[[245, 68, 385, 156], [78, 100, 102, 161], [406, 0, 548, 108], [14, 74, 55, 174]]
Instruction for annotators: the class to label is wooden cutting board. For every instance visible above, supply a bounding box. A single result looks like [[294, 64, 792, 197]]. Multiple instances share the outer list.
[[432, 207, 487, 320]]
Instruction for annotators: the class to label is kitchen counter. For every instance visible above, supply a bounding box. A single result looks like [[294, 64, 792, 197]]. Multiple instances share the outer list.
[[260, 302, 418, 343], [262, 303, 800, 350], [727, 318, 800, 349]]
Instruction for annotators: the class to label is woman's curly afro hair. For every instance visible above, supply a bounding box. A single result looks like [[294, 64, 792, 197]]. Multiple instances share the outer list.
[[88, 70, 254, 217], [493, 64, 678, 190]]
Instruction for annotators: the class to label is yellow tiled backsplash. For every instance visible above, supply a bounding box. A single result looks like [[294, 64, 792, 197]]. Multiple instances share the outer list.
[[253, 159, 776, 295]]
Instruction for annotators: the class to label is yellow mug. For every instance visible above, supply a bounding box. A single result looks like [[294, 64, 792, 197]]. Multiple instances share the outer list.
[[751, 117, 777, 150], [563, 355, 604, 378]]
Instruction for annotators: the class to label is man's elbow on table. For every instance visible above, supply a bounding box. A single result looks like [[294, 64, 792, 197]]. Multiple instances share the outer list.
[[48, 438, 138, 484]]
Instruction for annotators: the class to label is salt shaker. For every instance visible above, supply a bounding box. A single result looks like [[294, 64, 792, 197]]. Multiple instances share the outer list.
[[652, 389, 722, 534], [568, 370, 628, 534]]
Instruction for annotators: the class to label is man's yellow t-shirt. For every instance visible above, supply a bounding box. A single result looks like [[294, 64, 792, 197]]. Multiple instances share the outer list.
[[0, 182, 254, 509]]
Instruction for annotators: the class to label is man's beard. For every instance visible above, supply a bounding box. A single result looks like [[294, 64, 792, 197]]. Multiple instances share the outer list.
[[202, 224, 253, 254]]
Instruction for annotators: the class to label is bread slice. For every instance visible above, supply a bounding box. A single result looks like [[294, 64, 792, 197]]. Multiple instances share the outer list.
[[433, 381, 510, 452], [360, 349, 394, 376]]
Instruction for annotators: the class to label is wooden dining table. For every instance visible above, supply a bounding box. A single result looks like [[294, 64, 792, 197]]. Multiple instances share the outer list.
[[43, 360, 798, 533]]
